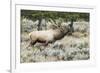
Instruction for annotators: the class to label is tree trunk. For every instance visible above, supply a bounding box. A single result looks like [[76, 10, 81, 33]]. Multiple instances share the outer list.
[[37, 18, 42, 30], [68, 19, 74, 35]]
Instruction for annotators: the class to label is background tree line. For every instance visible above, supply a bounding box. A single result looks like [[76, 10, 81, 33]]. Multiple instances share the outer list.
[[21, 10, 89, 30]]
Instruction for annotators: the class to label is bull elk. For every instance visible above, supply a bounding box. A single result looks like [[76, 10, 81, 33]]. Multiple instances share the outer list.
[[25, 23, 72, 49]]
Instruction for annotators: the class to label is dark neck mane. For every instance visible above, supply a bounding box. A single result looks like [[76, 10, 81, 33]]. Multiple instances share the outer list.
[[53, 28, 67, 40]]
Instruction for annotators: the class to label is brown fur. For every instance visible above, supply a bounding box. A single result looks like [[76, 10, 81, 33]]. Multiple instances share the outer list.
[[28, 25, 70, 47]]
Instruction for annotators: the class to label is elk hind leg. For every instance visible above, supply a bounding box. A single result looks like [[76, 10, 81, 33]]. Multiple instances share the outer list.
[[25, 41, 36, 49]]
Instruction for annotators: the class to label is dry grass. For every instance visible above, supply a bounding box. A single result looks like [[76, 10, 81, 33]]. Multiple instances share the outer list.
[[20, 19, 90, 63]]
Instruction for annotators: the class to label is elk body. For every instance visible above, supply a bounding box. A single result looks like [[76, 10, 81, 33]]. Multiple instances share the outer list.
[[28, 25, 70, 47]]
